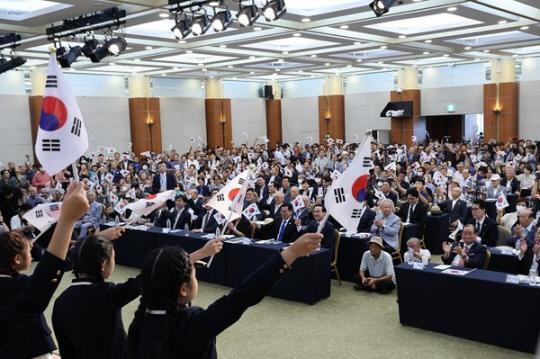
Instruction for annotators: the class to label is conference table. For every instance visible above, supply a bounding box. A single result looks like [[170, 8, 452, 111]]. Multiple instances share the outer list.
[[395, 263, 540, 353], [108, 225, 331, 305]]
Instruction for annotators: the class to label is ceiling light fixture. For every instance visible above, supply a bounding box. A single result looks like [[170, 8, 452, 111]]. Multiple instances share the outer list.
[[172, 14, 192, 39], [107, 37, 128, 56], [369, 0, 398, 17], [57, 46, 82, 68], [262, 0, 286, 21], [212, 10, 233, 32], [192, 13, 211, 36], [301, 18, 311, 23], [237, 2, 259, 27], [447, 6, 457, 12]]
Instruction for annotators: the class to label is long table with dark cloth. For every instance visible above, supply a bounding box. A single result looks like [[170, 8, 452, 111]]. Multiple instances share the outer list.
[[109, 226, 331, 305], [395, 263, 540, 353]]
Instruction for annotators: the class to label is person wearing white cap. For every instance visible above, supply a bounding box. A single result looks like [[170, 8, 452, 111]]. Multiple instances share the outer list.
[[486, 174, 506, 200], [354, 236, 396, 293]]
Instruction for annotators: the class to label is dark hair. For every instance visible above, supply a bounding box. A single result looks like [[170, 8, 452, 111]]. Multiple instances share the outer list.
[[414, 177, 425, 185], [175, 194, 188, 203], [72, 235, 114, 280], [0, 231, 28, 276], [407, 188, 419, 198], [128, 247, 193, 359], [472, 199, 486, 211], [313, 204, 326, 213], [281, 203, 293, 212]]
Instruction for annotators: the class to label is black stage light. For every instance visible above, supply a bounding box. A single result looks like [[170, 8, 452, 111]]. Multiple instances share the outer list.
[[81, 39, 98, 57], [262, 0, 286, 21], [369, 0, 398, 17], [88, 44, 110, 63], [172, 17, 192, 39], [192, 13, 210, 36], [57, 46, 82, 68], [105, 37, 127, 56], [212, 10, 232, 32], [0, 56, 26, 74], [237, 3, 259, 27]]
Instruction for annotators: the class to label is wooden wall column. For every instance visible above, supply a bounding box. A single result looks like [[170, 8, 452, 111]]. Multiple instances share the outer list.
[[483, 83, 519, 142], [318, 95, 345, 143], [128, 97, 162, 155], [28, 96, 43, 164], [389, 89, 422, 146], [265, 99, 282, 148], [205, 98, 232, 149]]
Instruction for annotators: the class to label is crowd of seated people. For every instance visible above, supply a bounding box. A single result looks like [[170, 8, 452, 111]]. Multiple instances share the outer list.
[[1, 137, 540, 295]]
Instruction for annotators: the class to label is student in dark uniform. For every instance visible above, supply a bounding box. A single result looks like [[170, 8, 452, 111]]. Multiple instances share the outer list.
[[52, 231, 224, 359], [127, 232, 322, 359], [0, 182, 89, 359]]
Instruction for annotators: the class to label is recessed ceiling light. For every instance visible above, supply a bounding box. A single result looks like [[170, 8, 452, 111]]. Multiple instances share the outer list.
[[398, 35, 406, 39], [464, 46, 471, 50], [178, 40, 186, 44], [145, 46, 153, 50], [474, 58, 480, 61], [159, 12, 169, 18], [276, 68, 281, 72], [233, 77, 237, 79], [356, 59, 363, 63], [443, 54, 449, 57], [447, 6, 457, 12], [198, 63, 204, 66], [173, 67, 178, 70], [340, 25, 349, 29], [325, 62, 330, 66], [521, 26, 529, 30], [228, 65, 233, 68], [134, 58, 140, 62], [249, 56, 256, 59], [250, 71, 255, 74], [483, 49, 490, 53], [498, 20, 508, 24], [30, 66, 36, 69], [512, 54, 518, 58], [347, 64, 352, 68], [278, 59, 284, 62], [310, 54, 317, 58], [126, 47, 132, 50], [186, 50, 193, 54], [423, 51, 430, 55], [424, 39, 432, 43], [293, 33, 301, 37], [301, 18, 311, 23], [383, 68, 388, 71], [253, 27, 262, 31], [378, 61, 384, 64], [413, 0, 423, 2], [109, 62, 116, 66], [282, 51, 289, 54], [161, 73, 167, 76], [380, 45, 387, 49], [202, 68, 207, 72], [354, 41, 361, 45]]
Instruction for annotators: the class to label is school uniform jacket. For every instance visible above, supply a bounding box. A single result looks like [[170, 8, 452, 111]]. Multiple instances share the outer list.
[[52, 276, 142, 359], [130, 253, 291, 359], [0, 251, 66, 358]]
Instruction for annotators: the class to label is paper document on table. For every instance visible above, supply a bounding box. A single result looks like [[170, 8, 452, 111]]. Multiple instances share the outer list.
[[442, 268, 475, 276], [433, 264, 451, 270]]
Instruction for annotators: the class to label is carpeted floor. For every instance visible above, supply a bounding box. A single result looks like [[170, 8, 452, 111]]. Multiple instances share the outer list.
[[35, 263, 534, 359]]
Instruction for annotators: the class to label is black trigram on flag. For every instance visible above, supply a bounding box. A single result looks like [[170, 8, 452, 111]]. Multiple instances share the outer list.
[[35, 210, 43, 218], [238, 178, 245, 185], [71, 117, 82, 137], [49, 204, 60, 212], [146, 202, 155, 208], [351, 209, 363, 219], [334, 187, 346, 203], [362, 157, 371, 168], [217, 194, 225, 202], [42, 139, 60, 152], [46, 75, 57, 88]]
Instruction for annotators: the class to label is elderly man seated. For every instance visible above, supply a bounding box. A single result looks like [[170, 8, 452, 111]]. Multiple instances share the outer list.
[[370, 198, 401, 252], [442, 224, 486, 269], [354, 236, 396, 293], [517, 227, 540, 275], [403, 237, 431, 263], [75, 191, 104, 239]]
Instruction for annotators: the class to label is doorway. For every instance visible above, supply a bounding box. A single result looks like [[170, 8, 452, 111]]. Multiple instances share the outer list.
[[425, 115, 464, 142]]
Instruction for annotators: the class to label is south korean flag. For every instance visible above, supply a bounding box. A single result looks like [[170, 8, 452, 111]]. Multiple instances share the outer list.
[[36, 54, 88, 175]]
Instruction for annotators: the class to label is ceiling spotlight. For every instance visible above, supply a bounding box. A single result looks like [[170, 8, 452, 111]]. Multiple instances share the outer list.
[[262, 0, 287, 21], [81, 39, 98, 57], [0, 56, 26, 75], [212, 10, 233, 32], [172, 16, 192, 39], [106, 37, 127, 56], [369, 0, 398, 17], [301, 18, 311, 23], [208, 0, 223, 6], [192, 14, 210, 36], [237, 3, 259, 27], [88, 45, 110, 63], [159, 12, 169, 18], [57, 46, 82, 68]]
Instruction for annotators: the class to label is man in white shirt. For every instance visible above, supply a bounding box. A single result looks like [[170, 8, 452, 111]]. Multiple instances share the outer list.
[[403, 237, 431, 263], [354, 236, 396, 293]]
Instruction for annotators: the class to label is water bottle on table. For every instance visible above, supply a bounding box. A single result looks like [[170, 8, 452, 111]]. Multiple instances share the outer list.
[[184, 223, 189, 237]]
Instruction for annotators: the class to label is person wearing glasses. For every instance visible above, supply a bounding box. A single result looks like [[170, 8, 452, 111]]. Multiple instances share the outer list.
[[467, 200, 498, 247]]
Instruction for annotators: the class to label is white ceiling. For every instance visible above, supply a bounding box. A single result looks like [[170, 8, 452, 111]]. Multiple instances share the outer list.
[[0, 0, 540, 81]]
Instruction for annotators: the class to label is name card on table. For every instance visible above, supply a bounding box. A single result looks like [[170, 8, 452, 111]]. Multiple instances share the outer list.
[[412, 262, 425, 270]]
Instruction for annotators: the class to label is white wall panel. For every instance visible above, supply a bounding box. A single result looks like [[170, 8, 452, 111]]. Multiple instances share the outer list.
[[282, 97, 318, 144], [422, 85, 483, 116], [519, 80, 540, 140], [231, 99, 266, 145], [160, 97, 206, 153], [345, 92, 390, 142], [0, 95, 33, 165]]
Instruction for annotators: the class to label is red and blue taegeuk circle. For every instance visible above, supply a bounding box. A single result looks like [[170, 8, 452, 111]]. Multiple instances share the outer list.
[[351, 174, 369, 202], [39, 96, 68, 131], [228, 188, 240, 200]]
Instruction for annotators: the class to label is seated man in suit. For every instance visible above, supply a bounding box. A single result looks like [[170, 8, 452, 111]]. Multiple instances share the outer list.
[[379, 180, 398, 206], [169, 194, 192, 230], [151, 162, 177, 193], [192, 205, 219, 233], [442, 224, 486, 269], [443, 185, 468, 229], [243, 189, 265, 221], [356, 202, 376, 233], [299, 204, 335, 250], [507, 209, 536, 248], [516, 227, 540, 275], [294, 195, 312, 226], [397, 188, 427, 236], [370, 198, 402, 252], [257, 203, 300, 243], [269, 191, 286, 219], [151, 203, 170, 228], [354, 236, 395, 293], [468, 199, 498, 247], [75, 191, 104, 239], [187, 189, 204, 218]]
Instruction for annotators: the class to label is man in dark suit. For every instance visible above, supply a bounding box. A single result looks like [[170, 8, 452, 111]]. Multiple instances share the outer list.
[[501, 166, 520, 195], [357, 204, 376, 233], [443, 185, 468, 227], [258, 203, 300, 243], [269, 191, 285, 219], [151, 204, 170, 228], [254, 176, 268, 204], [187, 189, 204, 218], [294, 196, 311, 226], [266, 165, 282, 188], [151, 162, 177, 194], [301, 204, 335, 249], [506, 210, 536, 247], [517, 230, 540, 275], [397, 188, 427, 236], [379, 180, 398, 206], [442, 224, 486, 269], [169, 194, 192, 230], [193, 206, 219, 233], [467, 199, 498, 247]]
